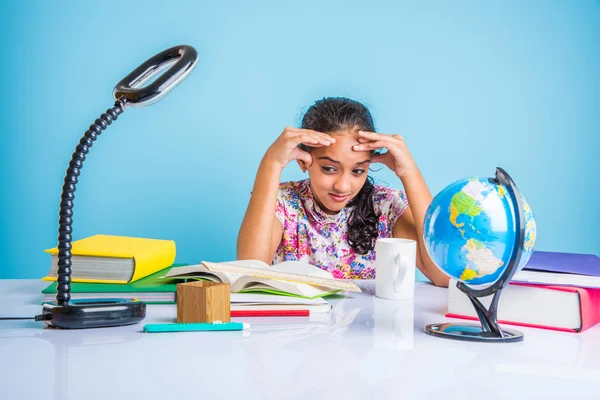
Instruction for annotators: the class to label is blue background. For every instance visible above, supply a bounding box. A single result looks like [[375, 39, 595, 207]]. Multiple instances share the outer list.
[[1, 0, 598, 279]]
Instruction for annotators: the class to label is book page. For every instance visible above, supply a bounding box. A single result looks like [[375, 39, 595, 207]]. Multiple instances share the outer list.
[[165, 260, 271, 286], [229, 259, 271, 269], [270, 261, 335, 279], [163, 264, 233, 284], [48, 254, 134, 282], [230, 293, 329, 305], [234, 279, 339, 299], [230, 260, 340, 298], [216, 260, 270, 284], [512, 270, 600, 289], [202, 259, 361, 292]]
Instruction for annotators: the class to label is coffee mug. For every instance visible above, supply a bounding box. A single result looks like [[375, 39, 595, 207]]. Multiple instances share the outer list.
[[375, 238, 417, 299]]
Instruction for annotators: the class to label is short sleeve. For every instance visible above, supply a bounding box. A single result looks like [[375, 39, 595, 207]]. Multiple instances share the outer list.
[[274, 188, 288, 227], [274, 180, 305, 230], [374, 186, 409, 228]]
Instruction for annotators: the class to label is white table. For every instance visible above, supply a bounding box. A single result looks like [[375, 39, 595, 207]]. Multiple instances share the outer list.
[[1, 280, 599, 400]]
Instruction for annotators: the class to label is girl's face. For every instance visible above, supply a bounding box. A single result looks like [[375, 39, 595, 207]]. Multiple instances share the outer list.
[[304, 129, 372, 214]]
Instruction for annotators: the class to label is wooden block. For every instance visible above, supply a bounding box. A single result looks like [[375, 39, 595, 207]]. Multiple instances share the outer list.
[[176, 281, 230, 323]]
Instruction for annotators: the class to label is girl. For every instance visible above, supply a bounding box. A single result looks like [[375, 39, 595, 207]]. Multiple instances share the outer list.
[[237, 97, 449, 287]]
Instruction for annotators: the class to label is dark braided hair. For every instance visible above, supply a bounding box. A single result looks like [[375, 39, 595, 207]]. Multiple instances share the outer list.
[[299, 97, 379, 254]]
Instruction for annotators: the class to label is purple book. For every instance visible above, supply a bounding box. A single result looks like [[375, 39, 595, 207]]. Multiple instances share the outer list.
[[524, 251, 600, 277]]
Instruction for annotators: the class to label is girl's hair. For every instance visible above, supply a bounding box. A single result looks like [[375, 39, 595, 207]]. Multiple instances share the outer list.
[[299, 97, 379, 254]]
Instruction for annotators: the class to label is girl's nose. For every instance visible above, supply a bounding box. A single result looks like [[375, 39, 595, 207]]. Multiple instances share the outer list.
[[334, 176, 351, 193]]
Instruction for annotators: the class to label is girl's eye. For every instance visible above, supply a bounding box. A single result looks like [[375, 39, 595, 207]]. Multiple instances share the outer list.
[[322, 166, 337, 173], [353, 169, 366, 175]]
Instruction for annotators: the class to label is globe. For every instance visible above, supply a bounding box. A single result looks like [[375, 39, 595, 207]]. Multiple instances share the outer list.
[[424, 176, 537, 286]]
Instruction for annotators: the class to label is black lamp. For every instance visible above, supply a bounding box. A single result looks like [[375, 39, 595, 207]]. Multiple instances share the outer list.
[[41, 45, 199, 329]]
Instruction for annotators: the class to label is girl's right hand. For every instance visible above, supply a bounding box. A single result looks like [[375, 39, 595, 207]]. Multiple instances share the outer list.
[[264, 127, 335, 170]]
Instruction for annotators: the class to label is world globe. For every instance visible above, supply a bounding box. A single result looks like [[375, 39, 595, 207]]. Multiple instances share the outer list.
[[424, 176, 537, 286]]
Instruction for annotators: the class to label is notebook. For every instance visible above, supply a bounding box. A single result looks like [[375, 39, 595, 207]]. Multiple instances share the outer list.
[[42, 234, 176, 284], [163, 260, 345, 299], [447, 279, 600, 333], [513, 251, 600, 288]]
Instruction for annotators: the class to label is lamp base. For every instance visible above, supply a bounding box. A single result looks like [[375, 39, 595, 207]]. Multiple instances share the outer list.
[[42, 299, 146, 329], [425, 323, 524, 343]]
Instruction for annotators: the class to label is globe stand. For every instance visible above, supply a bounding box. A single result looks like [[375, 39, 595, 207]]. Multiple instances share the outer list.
[[425, 167, 526, 343]]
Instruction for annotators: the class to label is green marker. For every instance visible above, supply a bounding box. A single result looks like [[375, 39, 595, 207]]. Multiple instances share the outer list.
[[143, 321, 249, 333]]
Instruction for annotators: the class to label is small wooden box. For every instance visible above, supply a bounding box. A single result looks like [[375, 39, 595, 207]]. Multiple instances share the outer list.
[[176, 281, 230, 323]]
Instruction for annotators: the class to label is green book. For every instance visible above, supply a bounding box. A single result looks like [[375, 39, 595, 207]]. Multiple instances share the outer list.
[[41, 264, 187, 304]]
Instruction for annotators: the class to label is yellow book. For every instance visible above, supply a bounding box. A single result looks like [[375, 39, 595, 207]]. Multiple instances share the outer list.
[[43, 234, 176, 284]]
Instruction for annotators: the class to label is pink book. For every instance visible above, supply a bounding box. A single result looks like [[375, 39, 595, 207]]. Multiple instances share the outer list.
[[446, 281, 600, 333]]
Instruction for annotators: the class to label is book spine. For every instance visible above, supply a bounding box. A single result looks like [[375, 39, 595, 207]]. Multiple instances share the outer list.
[[578, 288, 600, 332], [130, 241, 176, 282]]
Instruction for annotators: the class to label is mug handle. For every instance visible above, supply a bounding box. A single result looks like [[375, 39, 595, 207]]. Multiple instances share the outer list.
[[394, 253, 408, 292]]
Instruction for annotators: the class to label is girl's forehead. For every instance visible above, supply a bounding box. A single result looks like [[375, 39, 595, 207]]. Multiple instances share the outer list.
[[312, 133, 371, 165], [329, 128, 360, 139]]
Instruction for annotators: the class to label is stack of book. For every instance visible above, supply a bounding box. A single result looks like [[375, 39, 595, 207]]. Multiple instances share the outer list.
[[41, 235, 340, 314], [447, 251, 600, 333], [41, 266, 333, 313]]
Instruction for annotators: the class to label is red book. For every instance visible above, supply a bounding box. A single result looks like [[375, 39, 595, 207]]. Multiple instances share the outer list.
[[446, 280, 600, 333], [230, 310, 310, 317]]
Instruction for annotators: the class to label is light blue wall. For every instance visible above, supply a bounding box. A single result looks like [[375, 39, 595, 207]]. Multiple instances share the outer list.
[[1, 1, 598, 279]]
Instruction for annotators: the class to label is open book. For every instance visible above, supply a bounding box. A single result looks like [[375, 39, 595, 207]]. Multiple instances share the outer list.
[[163, 260, 344, 299]]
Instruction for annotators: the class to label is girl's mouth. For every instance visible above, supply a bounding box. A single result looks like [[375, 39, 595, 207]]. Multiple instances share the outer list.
[[329, 193, 349, 202]]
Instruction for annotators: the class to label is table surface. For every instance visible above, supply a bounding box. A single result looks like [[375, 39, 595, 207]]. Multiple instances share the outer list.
[[1, 279, 599, 400]]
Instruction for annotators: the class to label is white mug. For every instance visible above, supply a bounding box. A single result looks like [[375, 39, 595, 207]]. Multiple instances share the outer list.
[[375, 238, 417, 300]]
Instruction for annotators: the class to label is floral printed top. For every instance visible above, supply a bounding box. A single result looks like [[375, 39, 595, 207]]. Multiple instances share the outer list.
[[273, 179, 409, 279]]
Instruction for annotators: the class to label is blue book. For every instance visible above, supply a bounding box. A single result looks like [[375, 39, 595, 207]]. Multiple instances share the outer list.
[[513, 251, 600, 288]]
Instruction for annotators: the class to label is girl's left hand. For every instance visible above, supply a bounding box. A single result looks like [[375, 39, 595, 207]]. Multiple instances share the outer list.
[[353, 131, 418, 180]]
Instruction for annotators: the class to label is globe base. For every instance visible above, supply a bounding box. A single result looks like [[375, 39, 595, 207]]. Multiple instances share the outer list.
[[425, 323, 523, 343]]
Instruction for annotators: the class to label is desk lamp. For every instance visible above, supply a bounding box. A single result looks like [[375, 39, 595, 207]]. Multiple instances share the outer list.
[[41, 45, 198, 329]]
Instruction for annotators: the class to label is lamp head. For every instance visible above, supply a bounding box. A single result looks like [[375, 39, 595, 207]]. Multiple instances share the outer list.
[[113, 44, 198, 108]]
